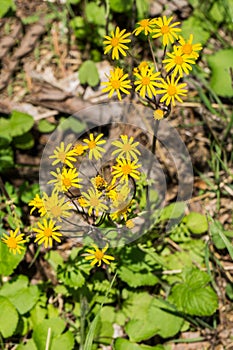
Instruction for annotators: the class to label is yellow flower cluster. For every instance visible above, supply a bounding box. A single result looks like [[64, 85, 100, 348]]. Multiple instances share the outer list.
[[4, 134, 142, 266], [102, 16, 202, 115]]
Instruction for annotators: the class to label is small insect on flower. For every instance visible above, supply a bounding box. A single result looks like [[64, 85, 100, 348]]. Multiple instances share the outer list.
[[83, 133, 106, 160], [102, 67, 132, 101], [152, 16, 181, 46], [1, 228, 26, 255], [103, 26, 131, 60], [85, 243, 115, 267], [33, 219, 62, 248], [49, 142, 77, 168]]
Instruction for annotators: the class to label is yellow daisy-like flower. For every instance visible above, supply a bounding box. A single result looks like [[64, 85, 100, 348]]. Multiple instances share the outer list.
[[85, 243, 115, 267], [73, 142, 87, 156], [126, 219, 135, 229], [178, 34, 202, 59], [112, 157, 141, 183], [42, 192, 72, 222], [91, 175, 108, 191], [49, 167, 82, 193], [152, 16, 181, 46], [102, 67, 132, 100], [133, 18, 156, 36], [107, 183, 130, 202], [156, 74, 187, 106], [83, 133, 106, 160], [49, 142, 77, 168], [111, 135, 141, 161], [153, 109, 164, 120], [103, 26, 131, 60], [33, 219, 62, 248], [134, 66, 161, 99], [133, 61, 149, 74], [81, 187, 108, 216], [28, 194, 46, 215], [1, 228, 26, 255], [110, 201, 132, 221], [77, 196, 87, 207], [163, 46, 195, 77]]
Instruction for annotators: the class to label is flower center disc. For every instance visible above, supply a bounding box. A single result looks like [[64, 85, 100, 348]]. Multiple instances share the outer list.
[[88, 141, 96, 149], [51, 206, 62, 217], [8, 237, 17, 249], [63, 178, 72, 187], [90, 198, 100, 207], [58, 151, 66, 162], [161, 25, 170, 34], [142, 77, 150, 85], [140, 19, 149, 28], [167, 85, 177, 96], [111, 80, 121, 89], [95, 250, 104, 260], [44, 228, 53, 237], [122, 164, 132, 175], [174, 56, 183, 65], [182, 44, 192, 54], [111, 37, 119, 47]]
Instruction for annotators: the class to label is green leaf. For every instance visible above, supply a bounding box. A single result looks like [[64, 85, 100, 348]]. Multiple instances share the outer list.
[[51, 331, 75, 350], [184, 212, 208, 234], [0, 117, 11, 139], [16, 339, 37, 350], [0, 275, 40, 314], [118, 266, 158, 287], [58, 116, 86, 133], [95, 320, 114, 345], [0, 135, 11, 148], [30, 303, 47, 328], [181, 16, 210, 45], [226, 283, 233, 300], [0, 241, 24, 276], [32, 318, 66, 349], [207, 49, 233, 97], [0, 0, 15, 17], [115, 339, 165, 350], [0, 147, 14, 171], [13, 132, 34, 149], [9, 110, 34, 137], [84, 313, 100, 350], [160, 202, 186, 221], [79, 60, 99, 87], [136, 0, 149, 19], [109, 0, 134, 12], [0, 296, 19, 338], [85, 2, 105, 25], [169, 269, 218, 316], [68, 0, 81, 4], [124, 293, 183, 342], [210, 220, 226, 249], [38, 119, 56, 133], [20, 183, 40, 204]]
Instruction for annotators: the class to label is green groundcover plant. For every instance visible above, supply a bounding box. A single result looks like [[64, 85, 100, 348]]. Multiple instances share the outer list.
[[0, 2, 232, 349]]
